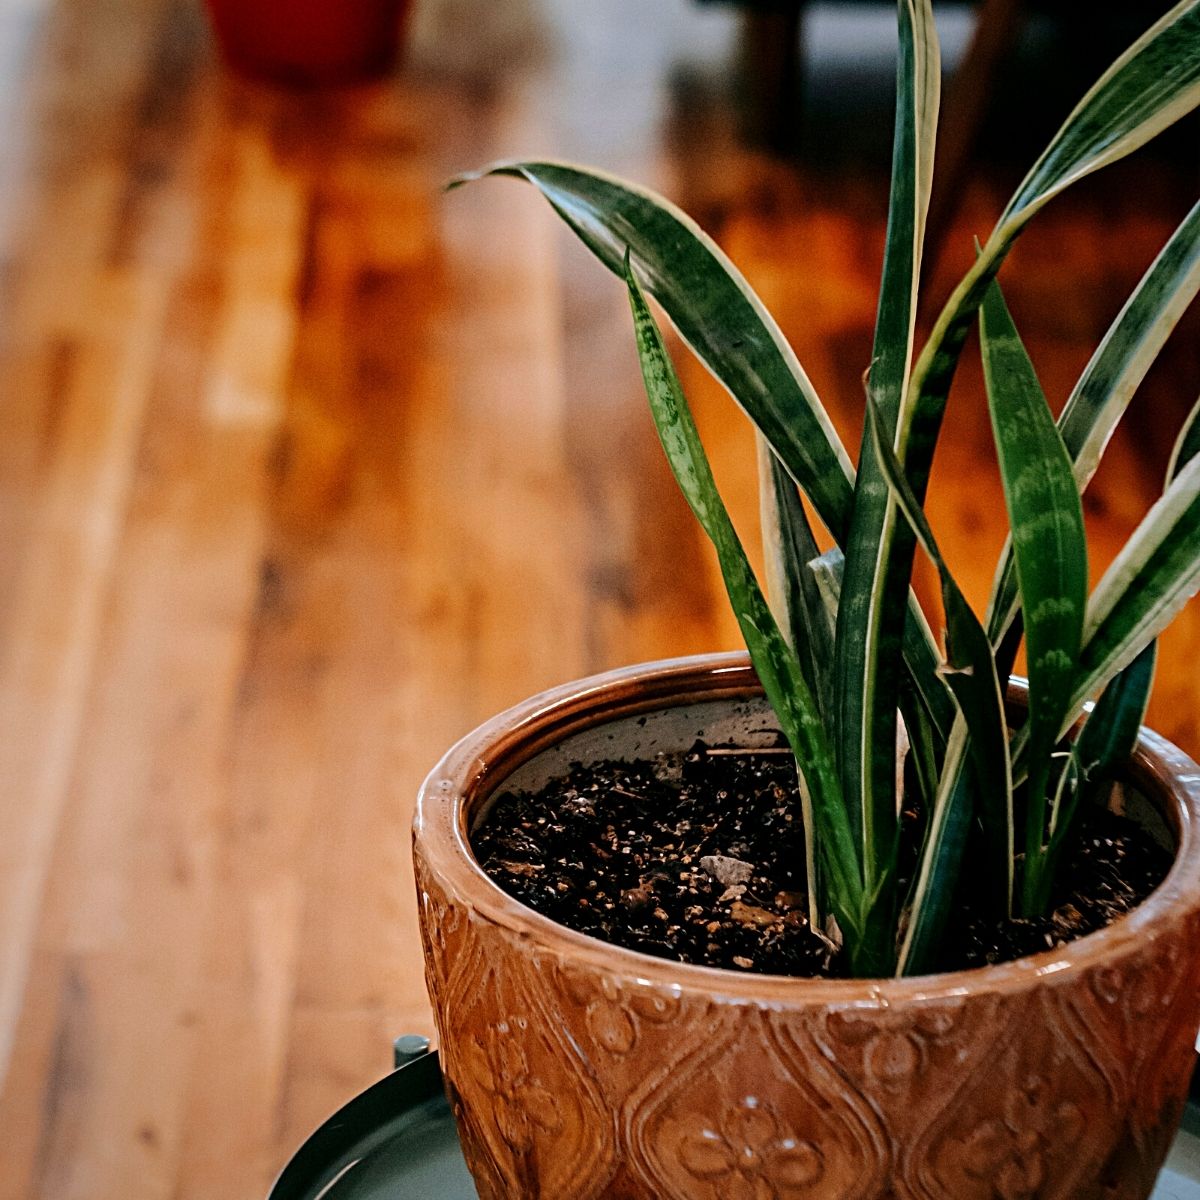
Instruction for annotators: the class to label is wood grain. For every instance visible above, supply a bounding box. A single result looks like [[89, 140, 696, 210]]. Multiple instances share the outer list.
[[0, 0, 1195, 1195]]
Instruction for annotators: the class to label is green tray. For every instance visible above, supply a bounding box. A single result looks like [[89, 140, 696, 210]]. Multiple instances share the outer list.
[[268, 1043, 1200, 1199]]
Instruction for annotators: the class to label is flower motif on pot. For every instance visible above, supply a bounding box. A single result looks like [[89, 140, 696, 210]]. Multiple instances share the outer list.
[[1088, 964, 1126, 1008], [634, 1008, 890, 1197], [558, 965, 680, 1057], [824, 1003, 960, 1091], [464, 1018, 563, 1154], [1077, 939, 1196, 1126], [1088, 957, 1172, 1022], [959, 1075, 1085, 1200], [677, 1095, 824, 1200]]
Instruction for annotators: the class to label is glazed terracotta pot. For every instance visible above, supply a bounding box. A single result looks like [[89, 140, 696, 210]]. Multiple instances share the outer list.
[[204, 0, 410, 86], [413, 653, 1200, 1200]]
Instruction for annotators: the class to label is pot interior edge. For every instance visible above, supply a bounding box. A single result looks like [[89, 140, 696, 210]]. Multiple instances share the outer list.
[[465, 687, 766, 834], [1112, 767, 1177, 854], [424, 656, 1200, 999], [464, 675, 1186, 855]]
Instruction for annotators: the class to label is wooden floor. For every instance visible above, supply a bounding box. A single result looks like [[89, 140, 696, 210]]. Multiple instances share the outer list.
[[0, 0, 1196, 1195]]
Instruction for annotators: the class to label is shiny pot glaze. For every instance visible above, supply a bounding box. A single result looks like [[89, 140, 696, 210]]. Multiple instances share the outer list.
[[413, 653, 1200, 1200]]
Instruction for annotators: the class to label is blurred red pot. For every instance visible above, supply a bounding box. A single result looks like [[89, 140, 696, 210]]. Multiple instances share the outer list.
[[204, 0, 411, 85]]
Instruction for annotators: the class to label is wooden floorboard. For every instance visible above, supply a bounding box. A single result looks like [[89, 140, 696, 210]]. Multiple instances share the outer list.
[[0, 0, 1196, 1195]]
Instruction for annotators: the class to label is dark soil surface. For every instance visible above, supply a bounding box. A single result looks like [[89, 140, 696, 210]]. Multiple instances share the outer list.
[[472, 743, 1173, 977]]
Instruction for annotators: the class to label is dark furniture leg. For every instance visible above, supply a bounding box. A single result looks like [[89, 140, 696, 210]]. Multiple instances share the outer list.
[[923, 0, 1027, 276], [739, 1, 807, 152]]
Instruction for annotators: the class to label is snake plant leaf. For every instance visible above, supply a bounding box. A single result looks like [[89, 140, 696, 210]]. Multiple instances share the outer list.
[[833, 0, 940, 910], [979, 278, 1087, 915], [808, 546, 845, 632], [897, 725, 973, 976], [1001, 0, 1200, 228], [902, 689, 940, 823], [851, 4, 1200, 928], [900, 0, 1200, 515], [758, 439, 834, 712], [758, 439, 834, 929], [987, 198, 1200, 645], [622, 256, 867, 945], [871, 0, 940, 408], [1063, 199, 1200, 492], [809, 544, 946, 818], [452, 160, 855, 540], [1056, 396, 1200, 846], [1006, 396, 1200, 787], [1061, 641, 1157, 839], [1168, 391, 1200, 483], [453, 160, 957, 746], [1072, 404, 1200, 713], [865, 402, 1014, 972]]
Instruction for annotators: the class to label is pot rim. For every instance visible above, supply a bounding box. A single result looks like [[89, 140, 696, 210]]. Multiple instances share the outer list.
[[414, 652, 1200, 1005]]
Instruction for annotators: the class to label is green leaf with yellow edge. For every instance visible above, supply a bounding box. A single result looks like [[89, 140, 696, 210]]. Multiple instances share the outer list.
[[979, 279, 1087, 915], [622, 254, 868, 955]]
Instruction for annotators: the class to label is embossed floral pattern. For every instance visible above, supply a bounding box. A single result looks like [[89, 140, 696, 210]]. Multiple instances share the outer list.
[[677, 1096, 824, 1200], [559, 966, 681, 1056], [422, 865, 1200, 1199], [414, 672, 1200, 1200], [464, 1020, 563, 1153], [825, 1004, 961, 1091], [960, 1075, 1085, 1200]]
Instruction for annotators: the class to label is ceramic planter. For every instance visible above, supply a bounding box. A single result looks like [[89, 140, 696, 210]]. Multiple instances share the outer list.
[[412, 653, 1200, 1200], [204, 0, 410, 85]]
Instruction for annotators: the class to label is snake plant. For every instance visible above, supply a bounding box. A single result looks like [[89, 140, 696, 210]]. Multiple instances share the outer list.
[[455, 0, 1200, 977]]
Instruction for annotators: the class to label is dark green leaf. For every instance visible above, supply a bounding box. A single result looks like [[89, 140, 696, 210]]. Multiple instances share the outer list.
[[452, 161, 855, 539], [622, 256, 866, 942], [758, 441, 834, 712], [897, 730, 974, 976], [453, 160, 957, 746], [987, 197, 1200, 645], [1168, 392, 1200, 484], [1074, 452, 1200, 710], [979, 279, 1087, 914], [1069, 393, 1200, 721], [832, 0, 940, 913], [1002, 1, 1200, 226], [1066, 641, 1156, 827], [865, 401, 1014, 969]]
